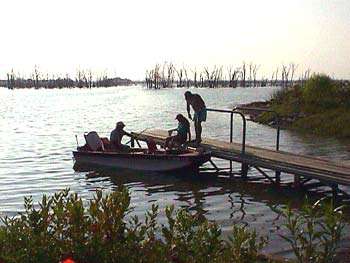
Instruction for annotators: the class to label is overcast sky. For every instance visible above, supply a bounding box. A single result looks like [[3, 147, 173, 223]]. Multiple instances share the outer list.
[[1, 0, 349, 80]]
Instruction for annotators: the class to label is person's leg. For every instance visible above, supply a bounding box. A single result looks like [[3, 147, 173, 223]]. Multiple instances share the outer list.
[[173, 135, 185, 148], [193, 112, 199, 143], [195, 108, 205, 144], [165, 136, 176, 149], [196, 120, 202, 143]]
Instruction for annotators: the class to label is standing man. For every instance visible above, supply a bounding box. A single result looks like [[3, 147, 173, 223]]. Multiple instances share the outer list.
[[184, 91, 206, 145]]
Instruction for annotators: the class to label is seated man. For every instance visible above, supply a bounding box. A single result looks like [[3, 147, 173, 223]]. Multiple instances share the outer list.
[[110, 121, 133, 151], [165, 114, 191, 149]]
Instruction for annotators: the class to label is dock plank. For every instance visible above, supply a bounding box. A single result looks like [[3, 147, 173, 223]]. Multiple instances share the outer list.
[[132, 129, 350, 186]]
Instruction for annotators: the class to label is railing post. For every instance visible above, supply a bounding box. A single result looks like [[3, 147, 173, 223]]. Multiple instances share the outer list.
[[276, 115, 280, 151], [230, 112, 233, 176], [206, 108, 248, 178], [275, 115, 281, 181], [241, 113, 246, 155]]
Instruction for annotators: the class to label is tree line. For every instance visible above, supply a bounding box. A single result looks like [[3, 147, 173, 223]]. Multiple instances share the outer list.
[[2, 67, 133, 89], [145, 62, 312, 89]]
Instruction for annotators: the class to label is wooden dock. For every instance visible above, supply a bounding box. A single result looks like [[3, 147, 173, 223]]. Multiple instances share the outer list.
[[132, 129, 350, 196]]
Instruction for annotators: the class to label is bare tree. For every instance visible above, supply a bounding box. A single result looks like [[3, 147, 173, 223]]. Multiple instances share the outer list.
[[175, 67, 184, 87], [241, 62, 246, 87], [252, 64, 260, 87], [191, 68, 198, 87]]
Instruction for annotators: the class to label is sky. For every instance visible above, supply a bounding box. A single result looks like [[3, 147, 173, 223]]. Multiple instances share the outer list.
[[0, 0, 349, 80]]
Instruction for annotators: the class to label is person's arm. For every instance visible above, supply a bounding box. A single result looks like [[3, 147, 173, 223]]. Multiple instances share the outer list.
[[186, 100, 192, 120], [167, 128, 177, 136], [123, 130, 133, 138]]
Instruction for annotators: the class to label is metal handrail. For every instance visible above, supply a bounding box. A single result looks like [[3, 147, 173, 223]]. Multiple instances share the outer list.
[[206, 108, 246, 155], [206, 106, 281, 154], [234, 106, 280, 151]]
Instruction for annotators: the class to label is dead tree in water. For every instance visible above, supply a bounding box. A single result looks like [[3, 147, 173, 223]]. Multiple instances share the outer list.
[[167, 63, 175, 87], [33, 66, 40, 89], [175, 67, 184, 87], [289, 63, 298, 87], [76, 70, 84, 88], [203, 67, 212, 88], [241, 62, 246, 87], [6, 70, 15, 89], [183, 67, 190, 88], [270, 67, 279, 86], [248, 63, 253, 87], [252, 65, 260, 87], [160, 63, 167, 88], [199, 72, 204, 87], [281, 63, 298, 88], [300, 68, 311, 86], [191, 68, 198, 87], [214, 66, 223, 88], [145, 70, 152, 88], [153, 64, 160, 89], [87, 70, 93, 88], [274, 67, 279, 86], [227, 66, 240, 88]]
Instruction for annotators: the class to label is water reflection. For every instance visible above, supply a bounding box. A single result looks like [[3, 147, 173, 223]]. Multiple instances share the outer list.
[[74, 163, 324, 222]]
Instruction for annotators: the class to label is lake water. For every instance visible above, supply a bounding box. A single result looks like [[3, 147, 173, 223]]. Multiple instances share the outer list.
[[1, 86, 349, 257]]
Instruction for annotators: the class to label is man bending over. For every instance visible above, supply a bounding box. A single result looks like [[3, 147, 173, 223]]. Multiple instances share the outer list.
[[184, 91, 206, 145]]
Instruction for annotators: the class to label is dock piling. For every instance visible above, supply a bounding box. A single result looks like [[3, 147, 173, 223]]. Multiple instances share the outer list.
[[241, 163, 249, 179]]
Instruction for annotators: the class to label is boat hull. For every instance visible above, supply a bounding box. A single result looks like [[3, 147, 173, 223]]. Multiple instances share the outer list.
[[73, 150, 211, 173]]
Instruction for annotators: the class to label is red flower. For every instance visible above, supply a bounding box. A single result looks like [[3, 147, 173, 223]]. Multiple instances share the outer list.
[[61, 257, 75, 263]]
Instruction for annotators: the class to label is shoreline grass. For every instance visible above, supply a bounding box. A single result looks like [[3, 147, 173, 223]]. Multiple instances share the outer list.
[[255, 74, 350, 139]]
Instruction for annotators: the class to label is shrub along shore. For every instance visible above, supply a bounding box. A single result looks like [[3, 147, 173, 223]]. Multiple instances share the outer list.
[[240, 74, 350, 139], [0, 188, 346, 263]]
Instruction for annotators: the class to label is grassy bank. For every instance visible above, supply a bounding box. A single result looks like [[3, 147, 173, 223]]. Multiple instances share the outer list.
[[0, 188, 346, 263], [255, 74, 350, 138]]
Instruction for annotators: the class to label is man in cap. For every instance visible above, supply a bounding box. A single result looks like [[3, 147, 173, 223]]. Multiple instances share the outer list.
[[165, 114, 191, 149], [184, 91, 206, 145], [110, 121, 132, 151]]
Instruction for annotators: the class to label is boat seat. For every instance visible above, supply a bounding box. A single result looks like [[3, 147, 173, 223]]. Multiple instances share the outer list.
[[84, 131, 105, 151]]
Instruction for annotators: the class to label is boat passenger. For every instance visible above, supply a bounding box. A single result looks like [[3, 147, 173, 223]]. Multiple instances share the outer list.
[[110, 121, 132, 151], [165, 114, 191, 149], [184, 91, 206, 145]]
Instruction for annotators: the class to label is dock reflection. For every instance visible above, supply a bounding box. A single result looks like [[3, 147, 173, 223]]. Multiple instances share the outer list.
[[73, 163, 325, 223]]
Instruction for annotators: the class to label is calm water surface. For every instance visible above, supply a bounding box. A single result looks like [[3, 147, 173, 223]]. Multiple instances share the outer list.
[[1, 86, 349, 257]]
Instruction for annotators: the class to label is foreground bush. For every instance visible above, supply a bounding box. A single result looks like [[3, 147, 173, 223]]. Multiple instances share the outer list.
[[0, 189, 345, 263], [281, 198, 345, 263], [0, 188, 266, 263]]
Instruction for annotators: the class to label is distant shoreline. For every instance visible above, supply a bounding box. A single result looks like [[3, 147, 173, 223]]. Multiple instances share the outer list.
[[0, 77, 135, 89]]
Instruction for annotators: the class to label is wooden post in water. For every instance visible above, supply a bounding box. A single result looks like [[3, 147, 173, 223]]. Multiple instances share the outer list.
[[294, 175, 301, 188], [332, 184, 339, 203], [241, 163, 249, 179], [275, 171, 281, 185]]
